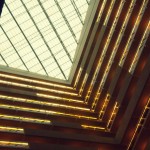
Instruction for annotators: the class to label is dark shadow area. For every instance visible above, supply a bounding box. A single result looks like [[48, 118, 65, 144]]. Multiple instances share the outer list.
[[0, 0, 5, 16]]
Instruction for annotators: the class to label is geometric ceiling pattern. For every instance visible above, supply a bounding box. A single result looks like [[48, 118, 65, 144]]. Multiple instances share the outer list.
[[0, 0, 90, 80], [0, 0, 150, 150]]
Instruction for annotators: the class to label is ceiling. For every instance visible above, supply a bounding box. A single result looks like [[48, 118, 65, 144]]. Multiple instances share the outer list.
[[0, 0, 90, 80], [0, 0, 150, 149]]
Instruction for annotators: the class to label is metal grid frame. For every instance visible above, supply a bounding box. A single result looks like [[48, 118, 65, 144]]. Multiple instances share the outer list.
[[0, 0, 90, 80]]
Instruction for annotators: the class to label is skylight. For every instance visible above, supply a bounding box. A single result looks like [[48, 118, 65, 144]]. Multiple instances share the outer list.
[[0, 0, 90, 80]]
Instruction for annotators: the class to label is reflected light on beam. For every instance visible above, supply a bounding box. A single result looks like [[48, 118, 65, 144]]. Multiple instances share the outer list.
[[0, 140, 29, 149], [0, 126, 24, 134], [81, 125, 105, 131], [36, 93, 84, 103]]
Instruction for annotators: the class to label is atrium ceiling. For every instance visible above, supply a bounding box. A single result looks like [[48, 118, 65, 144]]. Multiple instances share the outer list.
[[0, 0, 150, 149], [0, 0, 90, 80]]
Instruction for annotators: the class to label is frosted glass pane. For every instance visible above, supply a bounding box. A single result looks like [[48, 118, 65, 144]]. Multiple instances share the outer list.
[[0, 0, 90, 80]]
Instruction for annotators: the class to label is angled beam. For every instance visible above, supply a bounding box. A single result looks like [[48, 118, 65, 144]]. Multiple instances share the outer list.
[[37, 0, 73, 63], [4, 4, 49, 76], [54, 0, 78, 43], [20, 0, 67, 80], [0, 25, 29, 71], [0, 54, 8, 66], [70, 0, 84, 24]]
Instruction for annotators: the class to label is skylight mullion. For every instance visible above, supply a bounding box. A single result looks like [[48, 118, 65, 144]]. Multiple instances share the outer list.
[[54, 0, 78, 43], [70, 0, 84, 24], [85, 0, 90, 5], [20, 0, 67, 80], [37, 0, 73, 64], [1, 25, 29, 71], [0, 54, 8, 66], [4, 3, 49, 76]]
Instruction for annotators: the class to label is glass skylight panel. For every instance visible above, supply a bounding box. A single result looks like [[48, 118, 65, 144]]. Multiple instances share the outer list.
[[0, 0, 90, 80]]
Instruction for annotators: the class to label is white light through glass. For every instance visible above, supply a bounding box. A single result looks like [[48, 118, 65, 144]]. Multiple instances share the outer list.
[[0, 0, 90, 80]]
